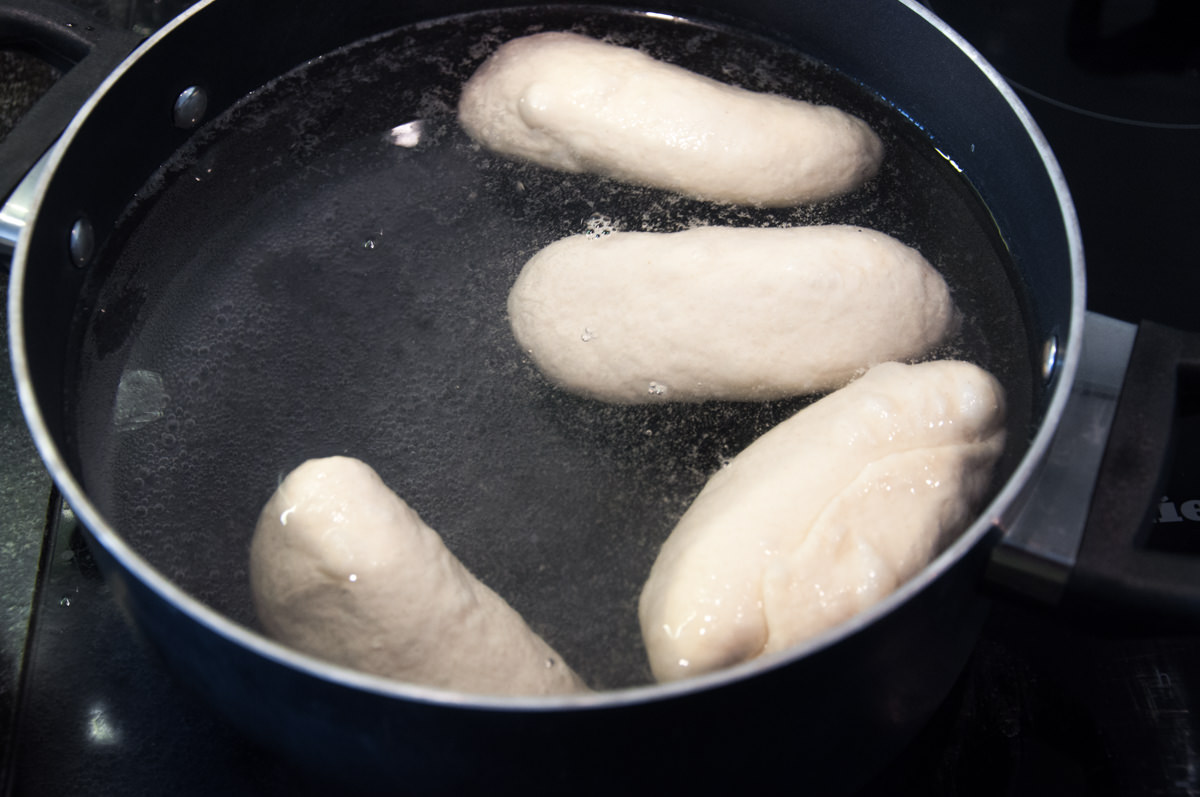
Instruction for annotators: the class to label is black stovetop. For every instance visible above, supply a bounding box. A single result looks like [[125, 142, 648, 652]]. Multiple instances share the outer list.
[[2, 1, 1199, 794]]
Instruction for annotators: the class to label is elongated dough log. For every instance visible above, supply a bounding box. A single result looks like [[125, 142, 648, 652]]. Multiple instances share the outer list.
[[638, 360, 1006, 682], [458, 32, 883, 206], [249, 456, 588, 695], [508, 226, 958, 403]]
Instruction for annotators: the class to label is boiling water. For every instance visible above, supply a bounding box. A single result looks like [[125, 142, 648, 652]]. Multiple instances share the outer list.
[[69, 6, 1032, 689]]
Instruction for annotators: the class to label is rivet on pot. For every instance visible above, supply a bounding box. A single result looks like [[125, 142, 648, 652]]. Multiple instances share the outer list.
[[69, 217, 95, 269], [173, 86, 209, 129], [1041, 335, 1059, 381]]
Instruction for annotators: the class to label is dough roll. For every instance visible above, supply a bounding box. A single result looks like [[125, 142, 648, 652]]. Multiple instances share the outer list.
[[508, 225, 958, 403], [638, 360, 1006, 683], [458, 32, 883, 206], [249, 456, 589, 695]]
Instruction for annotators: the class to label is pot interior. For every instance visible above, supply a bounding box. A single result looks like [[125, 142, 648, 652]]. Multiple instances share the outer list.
[[46, 3, 1034, 691]]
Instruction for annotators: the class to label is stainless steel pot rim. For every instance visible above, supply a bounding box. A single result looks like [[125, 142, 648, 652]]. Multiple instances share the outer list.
[[7, 0, 1086, 710]]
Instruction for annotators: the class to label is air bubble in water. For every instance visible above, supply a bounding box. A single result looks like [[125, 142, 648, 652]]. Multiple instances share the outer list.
[[386, 119, 424, 147], [113, 370, 168, 432], [584, 213, 617, 239]]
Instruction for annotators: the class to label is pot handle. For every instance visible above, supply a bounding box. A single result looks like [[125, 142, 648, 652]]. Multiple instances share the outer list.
[[1064, 319, 1200, 631], [0, 0, 143, 207], [989, 313, 1200, 633]]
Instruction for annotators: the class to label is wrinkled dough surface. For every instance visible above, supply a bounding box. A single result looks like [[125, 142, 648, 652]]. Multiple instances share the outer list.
[[249, 456, 588, 695], [458, 31, 883, 206], [637, 360, 1006, 682], [508, 226, 958, 403]]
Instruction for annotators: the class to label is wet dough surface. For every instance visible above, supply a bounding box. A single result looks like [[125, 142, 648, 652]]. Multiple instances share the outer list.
[[458, 31, 883, 206], [638, 360, 1007, 682], [508, 225, 958, 403], [249, 456, 588, 695]]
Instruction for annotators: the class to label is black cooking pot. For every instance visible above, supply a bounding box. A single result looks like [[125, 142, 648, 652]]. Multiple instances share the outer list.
[[4, 0, 1198, 793]]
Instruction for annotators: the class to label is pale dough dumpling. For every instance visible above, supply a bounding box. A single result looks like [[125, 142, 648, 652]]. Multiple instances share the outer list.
[[458, 32, 883, 206], [638, 360, 1006, 683], [249, 456, 588, 695], [508, 225, 958, 403]]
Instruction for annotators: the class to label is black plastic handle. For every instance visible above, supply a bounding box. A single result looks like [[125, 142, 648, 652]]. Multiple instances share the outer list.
[[1065, 320, 1200, 633], [0, 0, 143, 202]]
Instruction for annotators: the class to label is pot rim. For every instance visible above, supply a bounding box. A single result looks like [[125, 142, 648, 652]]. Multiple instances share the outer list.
[[7, 0, 1086, 711]]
